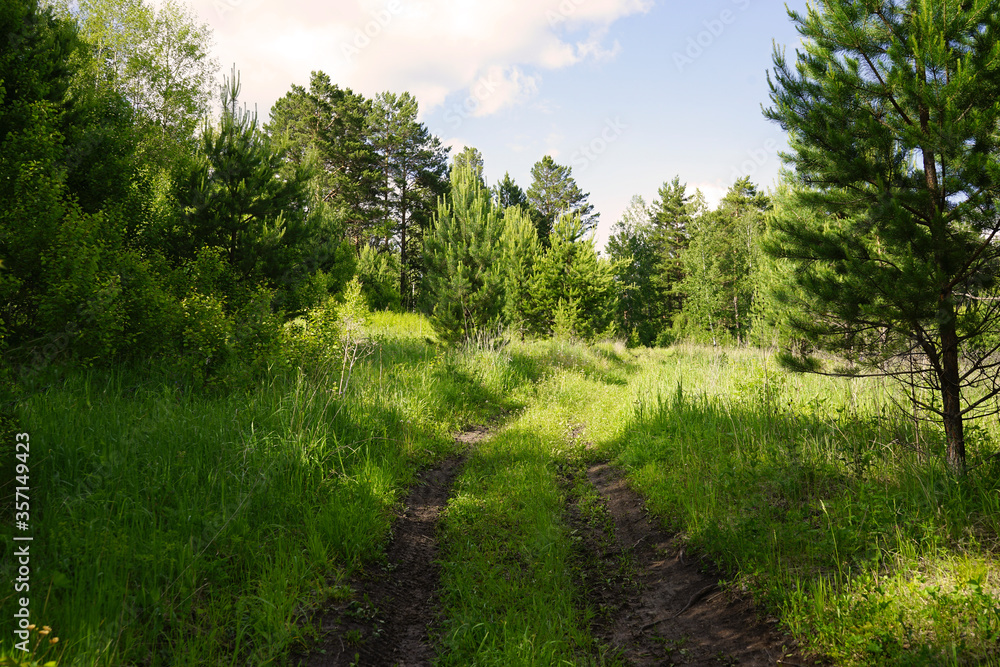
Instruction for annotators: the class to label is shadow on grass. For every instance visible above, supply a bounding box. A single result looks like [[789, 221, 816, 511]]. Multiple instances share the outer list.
[[0, 332, 550, 666], [605, 386, 1000, 665]]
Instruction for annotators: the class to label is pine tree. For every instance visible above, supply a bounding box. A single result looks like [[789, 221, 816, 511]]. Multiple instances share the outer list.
[[178, 69, 313, 295], [267, 72, 380, 252], [498, 203, 541, 338], [493, 172, 529, 213], [680, 178, 768, 344], [649, 177, 696, 317], [764, 0, 1000, 473], [526, 155, 598, 240], [423, 163, 504, 342], [524, 216, 620, 340], [368, 92, 449, 307], [452, 146, 486, 188]]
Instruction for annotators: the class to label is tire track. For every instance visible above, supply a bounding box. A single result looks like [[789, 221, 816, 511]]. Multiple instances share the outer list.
[[300, 428, 491, 667], [574, 462, 819, 666]]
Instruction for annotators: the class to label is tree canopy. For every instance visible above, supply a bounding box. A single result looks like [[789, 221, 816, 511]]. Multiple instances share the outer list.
[[526, 155, 598, 241], [764, 0, 1000, 473]]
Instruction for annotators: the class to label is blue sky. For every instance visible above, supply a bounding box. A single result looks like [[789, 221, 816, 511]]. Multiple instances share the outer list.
[[186, 0, 810, 247]]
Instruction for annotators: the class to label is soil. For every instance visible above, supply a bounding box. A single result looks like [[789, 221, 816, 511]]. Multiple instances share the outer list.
[[573, 462, 821, 666], [298, 429, 823, 667], [297, 461, 462, 665], [296, 425, 495, 667]]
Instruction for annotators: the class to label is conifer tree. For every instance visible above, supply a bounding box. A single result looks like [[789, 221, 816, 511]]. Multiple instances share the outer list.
[[493, 172, 529, 213], [498, 203, 541, 338], [267, 72, 380, 252], [452, 146, 486, 188], [423, 162, 504, 341], [526, 155, 598, 240], [764, 0, 1000, 473], [649, 177, 697, 317], [177, 69, 314, 296], [680, 178, 768, 344], [525, 216, 620, 340], [369, 92, 449, 307]]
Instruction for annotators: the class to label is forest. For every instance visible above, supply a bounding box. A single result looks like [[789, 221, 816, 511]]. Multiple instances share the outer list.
[[2, 0, 1000, 665]]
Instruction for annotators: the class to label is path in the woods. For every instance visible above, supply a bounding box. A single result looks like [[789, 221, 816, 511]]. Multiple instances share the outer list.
[[299, 428, 817, 666], [298, 427, 490, 666]]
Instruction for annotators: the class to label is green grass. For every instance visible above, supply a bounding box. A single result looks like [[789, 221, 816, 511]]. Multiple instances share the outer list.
[[4, 327, 999, 666], [0, 313, 532, 666], [608, 345, 1000, 666], [434, 338, 641, 666]]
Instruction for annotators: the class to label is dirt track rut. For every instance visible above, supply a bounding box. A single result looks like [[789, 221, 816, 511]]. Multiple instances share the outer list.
[[300, 431, 818, 666], [578, 462, 816, 666], [300, 456, 464, 666]]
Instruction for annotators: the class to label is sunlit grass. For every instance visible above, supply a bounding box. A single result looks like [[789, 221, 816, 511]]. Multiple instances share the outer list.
[[4, 326, 999, 666], [435, 339, 628, 667], [610, 344, 1000, 666], [0, 312, 529, 666]]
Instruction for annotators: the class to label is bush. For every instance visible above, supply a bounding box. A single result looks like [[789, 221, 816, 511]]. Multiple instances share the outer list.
[[356, 244, 401, 312], [180, 291, 232, 379]]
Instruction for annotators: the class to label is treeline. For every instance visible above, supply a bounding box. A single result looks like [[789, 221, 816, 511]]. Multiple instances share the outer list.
[[605, 177, 772, 348], [0, 0, 896, 399], [0, 0, 662, 385]]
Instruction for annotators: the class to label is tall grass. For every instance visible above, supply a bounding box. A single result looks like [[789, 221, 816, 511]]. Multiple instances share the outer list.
[[611, 344, 1000, 666], [5, 327, 999, 666], [0, 312, 530, 666]]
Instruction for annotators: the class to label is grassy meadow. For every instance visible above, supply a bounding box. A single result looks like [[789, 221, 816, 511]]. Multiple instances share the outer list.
[[2, 311, 999, 666]]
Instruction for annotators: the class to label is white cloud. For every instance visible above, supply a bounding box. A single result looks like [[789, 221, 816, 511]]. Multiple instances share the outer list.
[[690, 182, 728, 210], [443, 136, 470, 156], [574, 27, 622, 62], [185, 0, 652, 116]]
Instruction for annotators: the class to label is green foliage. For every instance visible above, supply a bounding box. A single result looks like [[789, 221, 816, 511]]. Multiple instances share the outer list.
[[0, 0, 79, 142], [680, 178, 769, 344], [267, 72, 380, 251], [526, 155, 598, 240], [492, 171, 529, 213], [368, 91, 450, 306], [0, 0, 144, 364], [356, 244, 402, 311], [176, 69, 313, 292], [179, 290, 232, 376], [452, 146, 485, 187], [763, 0, 1000, 471], [649, 177, 700, 318], [498, 204, 542, 337], [523, 216, 622, 341], [423, 162, 504, 342], [37, 206, 126, 362], [606, 195, 663, 346], [73, 0, 216, 142]]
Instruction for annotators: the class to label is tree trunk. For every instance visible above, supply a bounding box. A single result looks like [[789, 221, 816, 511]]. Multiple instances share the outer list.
[[939, 317, 966, 475], [399, 179, 409, 308]]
